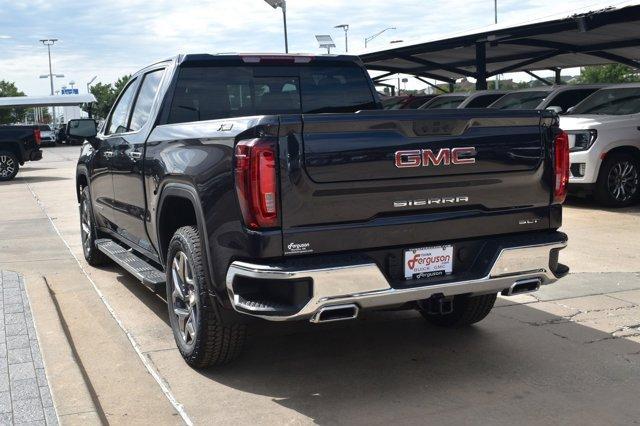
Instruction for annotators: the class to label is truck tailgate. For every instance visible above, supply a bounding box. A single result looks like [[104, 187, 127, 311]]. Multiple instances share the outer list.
[[278, 109, 557, 255]]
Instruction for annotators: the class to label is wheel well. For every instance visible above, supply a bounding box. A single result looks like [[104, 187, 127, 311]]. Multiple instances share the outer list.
[[604, 146, 640, 163], [76, 174, 88, 203], [158, 195, 198, 264], [1, 143, 22, 163]]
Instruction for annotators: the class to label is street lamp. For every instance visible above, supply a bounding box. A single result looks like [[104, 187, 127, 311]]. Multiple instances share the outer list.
[[40, 38, 63, 125], [334, 24, 349, 52], [87, 76, 97, 94], [364, 27, 396, 48], [264, 0, 288, 53]]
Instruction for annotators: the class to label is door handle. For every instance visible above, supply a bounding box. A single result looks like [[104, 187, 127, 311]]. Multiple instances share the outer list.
[[128, 151, 142, 160]]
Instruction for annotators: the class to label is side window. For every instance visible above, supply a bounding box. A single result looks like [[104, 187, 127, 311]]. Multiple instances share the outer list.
[[130, 69, 164, 132], [551, 89, 597, 112], [106, 78, 138, 135]]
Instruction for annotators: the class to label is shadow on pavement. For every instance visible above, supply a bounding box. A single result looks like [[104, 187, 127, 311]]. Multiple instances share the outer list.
[[114, 272, 170, 327], [9, 175, 71, 184], [565, 195, 640, 213], [188, 305, 640, 424], [18, 167, 54, 172]]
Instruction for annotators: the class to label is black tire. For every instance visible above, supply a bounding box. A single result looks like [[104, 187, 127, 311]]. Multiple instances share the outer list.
[[166, 226, 246, 368], [0, 151, 19, 181], [594, 152, 640, 207], [79, 186, 110, 266], [418, 293, 497, 327]]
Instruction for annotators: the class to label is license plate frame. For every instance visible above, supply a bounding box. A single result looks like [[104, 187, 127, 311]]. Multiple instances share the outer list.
[[404, 245, 454, 280]]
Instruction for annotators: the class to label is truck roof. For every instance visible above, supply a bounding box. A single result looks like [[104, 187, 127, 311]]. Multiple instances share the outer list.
[[175, 53, 364, 65]]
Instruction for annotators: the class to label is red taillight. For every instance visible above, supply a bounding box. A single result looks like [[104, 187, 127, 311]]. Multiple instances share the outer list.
[[235, 139, 279, 229], [34, 128, 41, 145], [554, 130, 570, 204]]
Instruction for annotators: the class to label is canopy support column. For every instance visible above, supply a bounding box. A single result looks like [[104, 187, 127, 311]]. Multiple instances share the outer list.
[[475, 42, 488, 90]]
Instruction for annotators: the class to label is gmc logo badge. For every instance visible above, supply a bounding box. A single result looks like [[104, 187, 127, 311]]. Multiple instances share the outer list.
[[394, 147, 477, 168]]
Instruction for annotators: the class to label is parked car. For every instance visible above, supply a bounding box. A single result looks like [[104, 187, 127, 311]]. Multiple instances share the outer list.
[[489, 85, 604, 113], [560, 84, 640, 206], [389, 94, 438, 109], [38, 124, 56, 147], [419, 93, 470, 109], [71, 53, 569, 368], [0, 125, 43, 181], [457, 90, 508, 108]]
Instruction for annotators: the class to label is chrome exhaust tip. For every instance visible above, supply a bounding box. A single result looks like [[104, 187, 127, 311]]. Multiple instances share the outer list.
[[502, 278, 542, 296], [310, 304, 359, 323]]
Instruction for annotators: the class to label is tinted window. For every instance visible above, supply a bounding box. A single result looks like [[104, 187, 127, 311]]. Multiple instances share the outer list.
[[546, 89, 597, 112], [490, 91, 549, 109], [403, 96, 435, 109], [423, 96, 466, 109], [464, 93, 504, 108], [130, 70, 164, 131], [167, 63, 375, 123], [107, 79, 138, 135], [570, 88, 640, 115], [38, 125, 51, 131]]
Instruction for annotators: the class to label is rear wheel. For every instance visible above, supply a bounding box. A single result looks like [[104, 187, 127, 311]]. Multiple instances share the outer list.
[[79, 186, 110, 266], [166, 226, 246, 368], [594, 153, 640, 207], [0, 151, 19, 181], [418, 293, 497, 327]]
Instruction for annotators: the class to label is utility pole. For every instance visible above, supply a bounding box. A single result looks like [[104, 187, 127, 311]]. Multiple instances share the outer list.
[[335, 24, 349, 52]]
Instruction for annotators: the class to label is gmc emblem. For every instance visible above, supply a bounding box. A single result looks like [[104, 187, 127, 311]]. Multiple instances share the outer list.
[[395, 147, 477, 168]]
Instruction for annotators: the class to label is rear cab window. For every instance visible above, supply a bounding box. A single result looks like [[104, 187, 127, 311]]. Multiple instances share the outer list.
[[166, 60, 377, 124]]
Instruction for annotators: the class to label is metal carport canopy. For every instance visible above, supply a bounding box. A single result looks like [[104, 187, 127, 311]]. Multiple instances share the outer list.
[[360, 1, 640, 89], [0, 94, 96, 108]]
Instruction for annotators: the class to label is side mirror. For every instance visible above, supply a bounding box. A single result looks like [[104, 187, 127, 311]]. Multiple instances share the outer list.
[[546, 106, 563, 114], [66, 119, 97, 141]]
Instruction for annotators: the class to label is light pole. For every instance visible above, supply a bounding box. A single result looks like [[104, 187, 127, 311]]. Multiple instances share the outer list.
[[264, 0, 288, 53], [365, 27, 396, 48], [494, 1, 500, 90], [39, 39, 64, 125], [87, 76, 97, 94], [334, 24, 349, 52]]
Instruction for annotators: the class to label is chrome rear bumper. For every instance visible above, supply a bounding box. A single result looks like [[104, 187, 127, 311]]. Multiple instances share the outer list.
[[226, 239, 567, 322]]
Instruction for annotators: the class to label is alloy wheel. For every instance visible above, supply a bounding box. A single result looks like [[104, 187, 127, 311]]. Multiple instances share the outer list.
[[607, 160, 639, 202], [0, 155, 16, 178], [171, 251, 199, 346], [80, 198, 92, 255]]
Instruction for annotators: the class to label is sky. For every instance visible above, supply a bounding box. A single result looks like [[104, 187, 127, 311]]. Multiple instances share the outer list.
[[0, 0, 631, 96]]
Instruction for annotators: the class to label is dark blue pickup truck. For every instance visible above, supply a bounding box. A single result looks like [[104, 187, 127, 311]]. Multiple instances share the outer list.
[[0, 125, 43, 181], [69, 53, 569, 368]]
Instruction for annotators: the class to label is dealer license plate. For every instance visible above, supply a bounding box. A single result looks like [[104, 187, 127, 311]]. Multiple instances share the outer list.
[[404, 245, 454, 280]]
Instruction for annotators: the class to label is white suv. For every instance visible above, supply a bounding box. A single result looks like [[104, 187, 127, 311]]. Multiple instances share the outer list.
[[560, 85, 640, 207]]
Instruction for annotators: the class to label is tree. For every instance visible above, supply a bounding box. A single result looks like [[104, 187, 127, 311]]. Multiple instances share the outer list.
[[0, 80, 27, 124], [86, 75, 132, 119], [577, 64, 640, 84]]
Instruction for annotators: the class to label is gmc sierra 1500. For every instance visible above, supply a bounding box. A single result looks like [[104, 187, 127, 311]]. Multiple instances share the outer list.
[[70, 54, 569, 368], [0, 125, 43, 181]]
